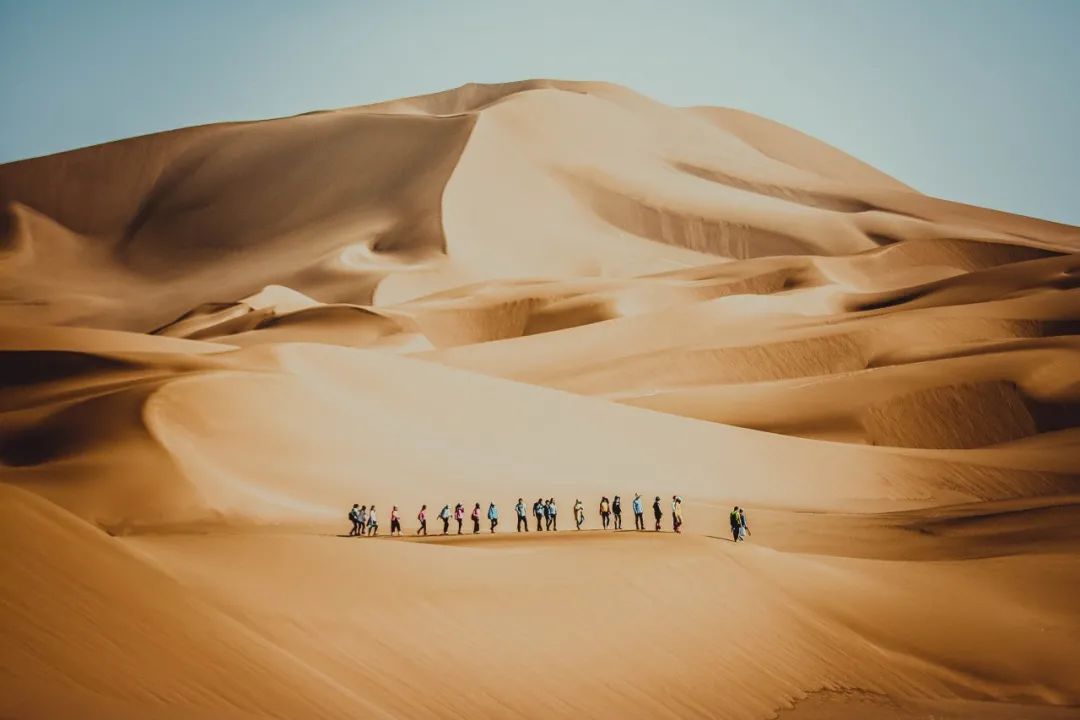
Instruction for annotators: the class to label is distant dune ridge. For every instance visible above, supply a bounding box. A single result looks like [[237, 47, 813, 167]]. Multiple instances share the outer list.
[[1, 80, 1078, 719]]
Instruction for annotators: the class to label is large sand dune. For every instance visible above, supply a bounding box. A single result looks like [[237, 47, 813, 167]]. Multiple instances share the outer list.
[[1, 80, 1078, 719]]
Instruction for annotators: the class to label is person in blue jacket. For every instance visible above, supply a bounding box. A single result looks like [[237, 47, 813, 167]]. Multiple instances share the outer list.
[[632, 493, 644, 530], [487, 502, 499, 533]]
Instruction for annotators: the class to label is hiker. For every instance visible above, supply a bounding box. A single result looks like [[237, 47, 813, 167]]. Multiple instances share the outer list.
[[729, 506, 741, 542], [672, 495, 683, 533], [632, 494, 644, 530], [574, 499, 584, 530], [534, 498, 545, 532], [612, 495, 623, 530], [738, 507, 750, 541], [454, 503, 465, 534], [471, 502, 481, 534], [358, 505, 368, 535], [416, 505, 427, 536], [487, 502, 499, 533], [599, 496, 611, 529], [652, 496, 663, 531], [439, 504, 451, 535], [548, 498, 558, 531], [367, 506, 378, 536], [515, 498, 529, 532], [348, 504, 362, 536], [390, 506, 401, 536], [544, 499, 553, 531]]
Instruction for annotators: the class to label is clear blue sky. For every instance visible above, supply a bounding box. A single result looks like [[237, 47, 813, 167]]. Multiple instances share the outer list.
[[2, 0, 1078, 225]]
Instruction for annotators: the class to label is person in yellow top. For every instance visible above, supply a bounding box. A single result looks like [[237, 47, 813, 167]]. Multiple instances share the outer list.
[[599, 496, 611, 529], [671, 495, 683, 533]]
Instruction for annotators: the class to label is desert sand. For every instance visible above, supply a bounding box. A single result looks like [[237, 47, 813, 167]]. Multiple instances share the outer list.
[[1, 79, 1078, 719]]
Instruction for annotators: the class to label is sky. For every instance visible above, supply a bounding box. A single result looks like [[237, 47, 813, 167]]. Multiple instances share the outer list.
[[1, 0, 1078, 225]]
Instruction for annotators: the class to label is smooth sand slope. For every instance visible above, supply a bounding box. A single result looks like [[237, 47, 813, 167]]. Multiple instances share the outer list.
[[1, 80, 1079, 719]]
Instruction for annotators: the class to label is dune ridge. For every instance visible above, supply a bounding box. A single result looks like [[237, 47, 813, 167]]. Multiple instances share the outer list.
[[2, 80, 1078, 719]]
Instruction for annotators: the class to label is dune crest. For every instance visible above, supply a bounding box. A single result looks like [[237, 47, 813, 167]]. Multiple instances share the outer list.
[[1, 80, 1078, 719]]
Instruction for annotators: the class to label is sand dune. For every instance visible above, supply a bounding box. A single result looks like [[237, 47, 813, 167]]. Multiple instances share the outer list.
[[1, 80, 1078, 718]]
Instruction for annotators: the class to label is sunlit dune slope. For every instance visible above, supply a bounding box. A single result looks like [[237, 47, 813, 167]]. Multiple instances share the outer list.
[[4, 80, 1076, 329]]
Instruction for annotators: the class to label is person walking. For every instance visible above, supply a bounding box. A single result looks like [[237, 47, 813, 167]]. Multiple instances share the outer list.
[[416, 505, 428, 536], [729, 506, 742, 542], [671, 495, 683, 533], [534, 497, 545, 532], [599, 496, 611, 529], [487, 502, 499, 533], [515, 498, 529, 532], [632, 494, 644, 530], [348, 504, 362, 536], [574, 499, 584, 530], [471, 502, 481, 534], [548, 498, 558, 531], [358, 505, 368, 536], [390, 506, 402, 536], [652, 496, 663, 531], [738, 507, 750, 541], [544, 499, 553, 531], [367, 506, 379, 536], [612, 495, 623, 530], [454, 503, 465, 534], [439, 504, 451, 535]]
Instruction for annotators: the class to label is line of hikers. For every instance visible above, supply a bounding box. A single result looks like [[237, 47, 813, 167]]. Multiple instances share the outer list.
[[346, 494, 722, 538], [347, 502, 499, 536]]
